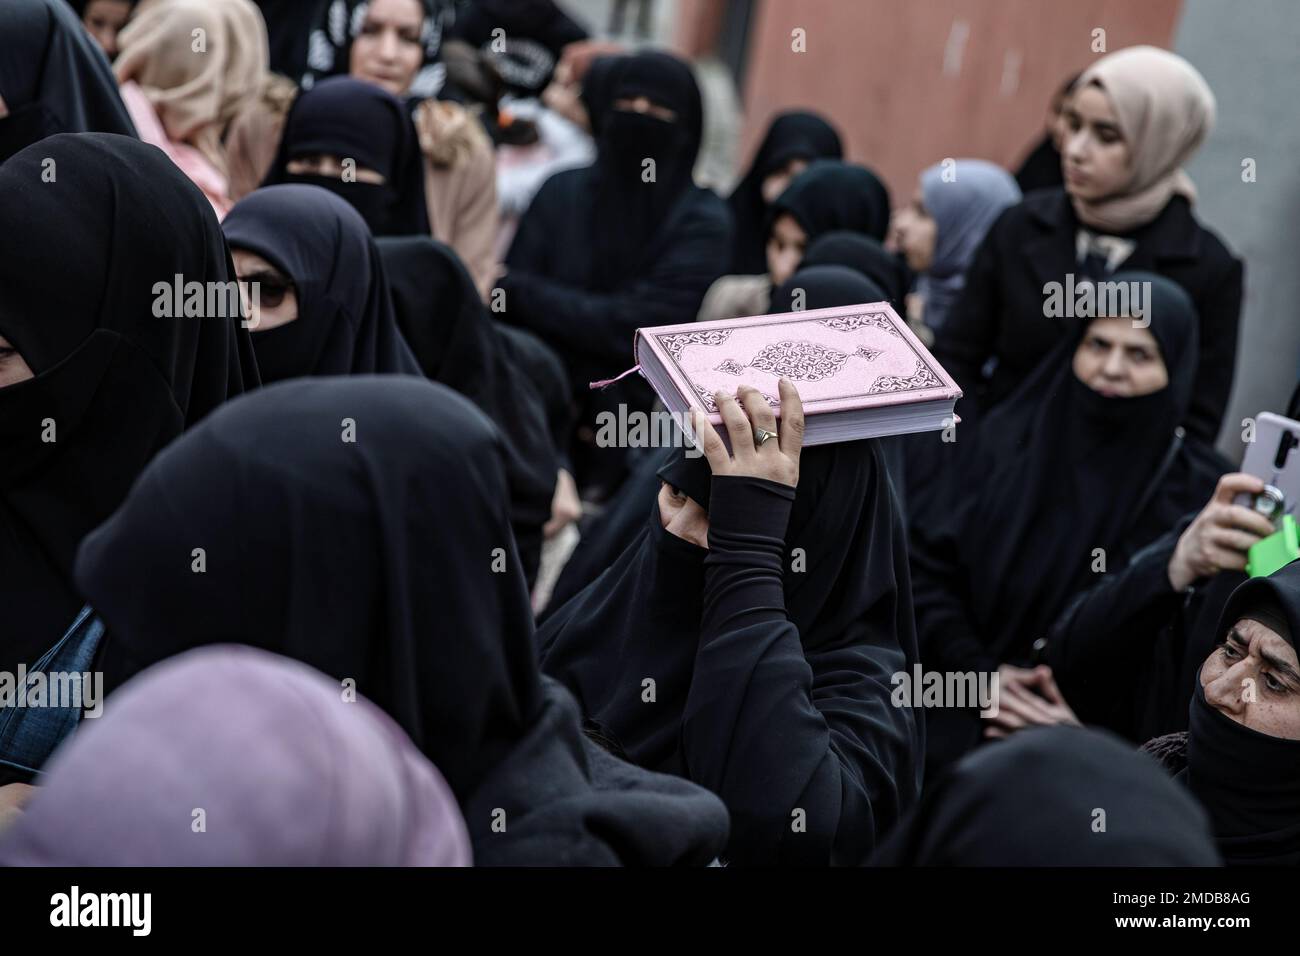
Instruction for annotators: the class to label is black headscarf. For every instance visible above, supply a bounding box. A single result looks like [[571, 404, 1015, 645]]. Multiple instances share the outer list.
[[452, 0, 588, 96], [301, 0, 451, 97], [871, 726, 1220, 865], [262, 76, 430, 237], [375, 236, 558, 584], [222, 183, 422, 384], [768, 159, 891, 244], [726, 110, 842, 274], [0, 133, 256, 675], [1183, 562, 1300, 865], [588, 50, 703, 291], [538, 436, 922, 863], [77, 376, 729, 865], [253, 0, 328, 79], [914, 271, 1203, 670], [0, 0, 137, 162], [495, 324, 572, 457], [770, 264, 887, 314], [801, 231, 909, 305]]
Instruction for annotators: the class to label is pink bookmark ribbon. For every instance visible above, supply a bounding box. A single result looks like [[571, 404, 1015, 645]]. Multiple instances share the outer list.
[[588, 364, 642, 390]]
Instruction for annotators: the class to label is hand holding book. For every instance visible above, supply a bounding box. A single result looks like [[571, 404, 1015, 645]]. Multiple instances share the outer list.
[[691, 378, 804, 489]]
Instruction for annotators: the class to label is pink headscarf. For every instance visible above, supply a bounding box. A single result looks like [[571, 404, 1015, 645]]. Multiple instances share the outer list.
[[113, 0, 269, 177], [0, 645, 471, 866], [1071, 46, 1216, 233]]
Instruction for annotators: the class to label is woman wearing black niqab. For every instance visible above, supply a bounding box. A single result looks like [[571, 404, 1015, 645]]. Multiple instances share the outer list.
[[1154, 564, 1300, 866], [537, 421, 922, 865], [77, 376, 730, 866], [376, 236, 559, 588], [726, 110, 843, 275], [262, 76, 431, 238], [500, 50, 731, 396], [910, 272, 1224, 770], [0, 132, 256, 690], [0, 0, 137, 162], [222, 183, 422, 384], [870, 725, 1219, 865]]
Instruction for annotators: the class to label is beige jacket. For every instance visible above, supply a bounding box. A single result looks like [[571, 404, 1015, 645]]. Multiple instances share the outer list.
[[225, 74, 297, 202], [415, 100, 500, 300], [697, 274, 772, 324]]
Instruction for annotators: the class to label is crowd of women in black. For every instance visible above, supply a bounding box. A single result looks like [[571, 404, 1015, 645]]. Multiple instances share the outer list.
[[0, 0, 1296, 868]]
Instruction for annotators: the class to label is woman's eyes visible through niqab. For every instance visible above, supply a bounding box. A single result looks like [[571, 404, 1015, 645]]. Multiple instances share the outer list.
[[612, 97, 679, 124], [0, 336, 34, 388]]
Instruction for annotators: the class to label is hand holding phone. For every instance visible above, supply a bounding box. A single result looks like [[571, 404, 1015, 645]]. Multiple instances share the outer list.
[[1168, 473, 1275, 591]]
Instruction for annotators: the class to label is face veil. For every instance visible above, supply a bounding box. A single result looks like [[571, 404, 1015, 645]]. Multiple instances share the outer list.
[[0, 0, 138, 162], [222, 183, 422, 384], [0, 132, 256, 675]]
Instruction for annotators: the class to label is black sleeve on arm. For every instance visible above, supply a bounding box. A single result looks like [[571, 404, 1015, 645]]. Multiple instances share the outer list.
[[699, 476, 794, 632], [1044, 518, 1189, 732], [499, 196, 732, 368], [1185, 254, 1243, 444], [909, 525, 999, 676], [681, 475, 913, 866], [503, 173, 559, 276]]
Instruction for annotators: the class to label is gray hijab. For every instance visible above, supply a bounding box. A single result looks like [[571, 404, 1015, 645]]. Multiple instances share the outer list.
[[916, 158, 1020, 333]]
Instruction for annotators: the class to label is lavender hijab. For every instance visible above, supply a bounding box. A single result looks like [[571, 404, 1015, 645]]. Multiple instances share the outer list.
[[0, 645, 471, 866], [917, 158, 1020, 333]]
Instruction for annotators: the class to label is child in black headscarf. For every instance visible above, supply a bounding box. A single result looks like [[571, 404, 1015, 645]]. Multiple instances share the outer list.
[[0, 0, 137, 162], [699, 159, 892, 325], [0, 133, 257, 778], [911, 272, 1225, 771], [498, 50, 731, 497], [77, 376, 730, 866], [725, 110, 843, 276]]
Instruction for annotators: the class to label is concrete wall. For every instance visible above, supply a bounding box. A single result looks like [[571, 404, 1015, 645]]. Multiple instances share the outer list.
[[737, 0, 1181, 201], [1173, 0, 1300, 456]]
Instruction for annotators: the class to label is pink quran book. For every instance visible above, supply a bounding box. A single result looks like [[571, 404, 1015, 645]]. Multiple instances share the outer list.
[[632, 302, 962, 446]]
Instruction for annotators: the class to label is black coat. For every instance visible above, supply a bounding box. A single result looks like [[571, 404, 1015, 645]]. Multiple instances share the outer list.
[[933, 189, 1243, 444], [501, 169, 732, 395], [1044, 513, 1247, 744]]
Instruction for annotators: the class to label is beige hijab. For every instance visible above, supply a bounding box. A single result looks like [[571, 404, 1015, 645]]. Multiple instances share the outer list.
[[1072, 46, 1216, 233], [113, 0, 269, 176]]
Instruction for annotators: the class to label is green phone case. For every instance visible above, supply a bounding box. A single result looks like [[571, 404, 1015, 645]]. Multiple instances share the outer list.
[[1247, 514, 1300, 578]]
